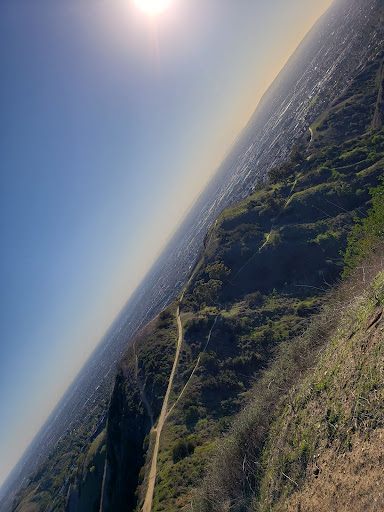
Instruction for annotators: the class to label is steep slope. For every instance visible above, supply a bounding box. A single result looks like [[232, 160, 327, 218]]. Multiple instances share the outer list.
[[261, 271, 384, 512], [97, 48, 384, 511], [195, 256, 384, 512], [5, 2, 384, 511], [101, 305, 179, 512]]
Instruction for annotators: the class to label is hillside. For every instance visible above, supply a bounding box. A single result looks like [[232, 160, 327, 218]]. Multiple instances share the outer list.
[[85, 47, 384, 511], [261, 269, 384, 512], [5, 2, 384, 512], [195, 256, 384, 512]]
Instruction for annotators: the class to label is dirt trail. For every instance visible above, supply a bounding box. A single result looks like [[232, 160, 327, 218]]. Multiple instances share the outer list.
[[167, 313, 219, 419], [98, 459, 107, 512], [142, 300, 184, 512]]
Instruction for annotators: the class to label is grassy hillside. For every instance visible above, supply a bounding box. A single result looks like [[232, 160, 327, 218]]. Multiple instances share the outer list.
[[259, 267, 384, 512], [97, 50, 384, 512], [195, 254, 384, 512], [9, 37, 384, 512]]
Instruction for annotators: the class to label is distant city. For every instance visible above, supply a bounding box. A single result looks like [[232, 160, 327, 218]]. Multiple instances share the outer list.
[[0, 0, 380, 508]]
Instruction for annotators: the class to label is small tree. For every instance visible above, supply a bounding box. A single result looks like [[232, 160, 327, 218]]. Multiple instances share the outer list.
[[205, 261, 231, 281], [267, 146, 303, 184], [193, 279, 222, 307]]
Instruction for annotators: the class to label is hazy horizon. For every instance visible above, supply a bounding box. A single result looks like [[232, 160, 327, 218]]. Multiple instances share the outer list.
[[0, 0, 333, 488]]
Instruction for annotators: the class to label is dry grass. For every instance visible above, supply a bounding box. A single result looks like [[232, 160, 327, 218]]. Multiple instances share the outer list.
[[284, 428, 384, 512], [192, 250, 384, 512]]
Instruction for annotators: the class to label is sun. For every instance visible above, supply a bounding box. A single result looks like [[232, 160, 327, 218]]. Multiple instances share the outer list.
[[133, 0, 172, 15]]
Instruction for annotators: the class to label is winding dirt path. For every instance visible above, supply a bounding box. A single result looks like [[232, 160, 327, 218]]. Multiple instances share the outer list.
[[142, 299, 184, 512], [167, 313, 219, 419]]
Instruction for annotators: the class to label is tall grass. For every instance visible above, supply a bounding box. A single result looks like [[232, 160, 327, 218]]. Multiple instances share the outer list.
[[192, 248, 384, 512]]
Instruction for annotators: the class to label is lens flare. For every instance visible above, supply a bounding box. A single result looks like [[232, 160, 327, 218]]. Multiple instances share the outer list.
[[134, 0, 172, 15]]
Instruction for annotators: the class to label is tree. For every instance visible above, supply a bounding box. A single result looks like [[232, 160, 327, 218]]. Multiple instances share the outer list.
[[205, 261, 231, 281], [267, 145, 304, 184], [193, 279, 222, 307]]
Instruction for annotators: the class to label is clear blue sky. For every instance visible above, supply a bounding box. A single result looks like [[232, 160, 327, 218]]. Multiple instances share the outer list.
[[0, 0, 333, 487]]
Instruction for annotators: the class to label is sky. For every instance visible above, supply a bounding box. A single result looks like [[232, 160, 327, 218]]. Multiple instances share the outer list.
[[0, 0, 334, 488]]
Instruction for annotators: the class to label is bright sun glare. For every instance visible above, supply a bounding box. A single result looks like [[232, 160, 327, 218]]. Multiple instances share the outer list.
[[134, 0, 172, 15]]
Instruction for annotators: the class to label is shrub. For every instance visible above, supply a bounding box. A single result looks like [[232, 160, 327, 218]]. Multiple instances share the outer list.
[[185, 406, 199, 428], [172, 440, 195, 463], [159, 309, 172, 321], [343, 178, 384, 275], [245, 291, 263, 308], [205, 261, 231, 281], [267, 146, 303, 184], [295, 301, 313, 317], [193, 279, 222, 307]]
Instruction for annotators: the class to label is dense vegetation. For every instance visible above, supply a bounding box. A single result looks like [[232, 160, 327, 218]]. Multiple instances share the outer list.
[[343, 177, 384, 274]]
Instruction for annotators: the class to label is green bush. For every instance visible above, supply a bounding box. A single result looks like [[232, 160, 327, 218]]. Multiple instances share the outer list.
[[245, 291, 264, 308], [205, 261, 231, 281], [343, 178, 384, 275], [172, 440, 195, 463], [193, 279, 222, 306], [185, 406, 199, 427], [295, 301, 313, 317]]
